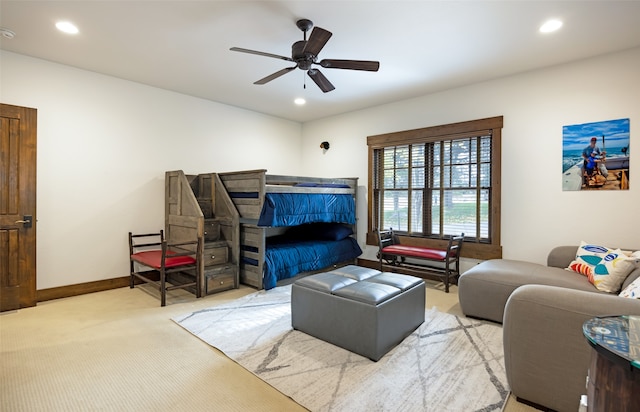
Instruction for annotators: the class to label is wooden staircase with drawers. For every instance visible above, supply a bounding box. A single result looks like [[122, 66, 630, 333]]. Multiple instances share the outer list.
[[165, 170, 239, 296]]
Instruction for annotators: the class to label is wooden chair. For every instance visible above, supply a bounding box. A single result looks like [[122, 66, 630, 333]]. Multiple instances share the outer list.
[[377, 228, 464, 292], [129, 230, 202, 306]]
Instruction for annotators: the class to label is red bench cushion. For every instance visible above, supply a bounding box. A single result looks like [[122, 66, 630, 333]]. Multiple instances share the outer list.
[[381, 245, 448, 261], [131, 250, 196, 269]]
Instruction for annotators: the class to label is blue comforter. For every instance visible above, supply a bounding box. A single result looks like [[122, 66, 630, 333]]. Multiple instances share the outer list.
[[257, 193, 356, 227], [261, 236, 362, 290]]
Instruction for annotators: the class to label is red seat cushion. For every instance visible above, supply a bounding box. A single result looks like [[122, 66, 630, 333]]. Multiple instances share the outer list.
[[131, 250, 196, 269], [381, 245, 448, 261]]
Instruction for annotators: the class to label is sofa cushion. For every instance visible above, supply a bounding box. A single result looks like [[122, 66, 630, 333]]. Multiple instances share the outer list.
[[503, 284, 640, 412], [465, 259, 600, 292], [619, 276, 640, 298], [459, 259, 602, 323], [622, 267, 640, 290], [567, 242, 639, 293]]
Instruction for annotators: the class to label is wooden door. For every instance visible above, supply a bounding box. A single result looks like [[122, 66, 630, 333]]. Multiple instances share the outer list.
[[0, 103, 37, 311]]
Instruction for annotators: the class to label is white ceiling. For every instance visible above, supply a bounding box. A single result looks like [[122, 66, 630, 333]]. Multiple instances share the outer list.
[[2, 1, 640, 123]]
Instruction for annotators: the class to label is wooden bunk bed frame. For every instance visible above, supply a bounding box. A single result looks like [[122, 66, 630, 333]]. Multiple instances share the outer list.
[[218, 169, 359, 289]]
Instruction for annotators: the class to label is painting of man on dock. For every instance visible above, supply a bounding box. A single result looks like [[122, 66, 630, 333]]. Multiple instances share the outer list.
[[562, 118, 630, 191]]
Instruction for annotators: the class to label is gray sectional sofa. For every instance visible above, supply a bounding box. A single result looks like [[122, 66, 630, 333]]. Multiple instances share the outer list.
[[458, 245, 640, 412]]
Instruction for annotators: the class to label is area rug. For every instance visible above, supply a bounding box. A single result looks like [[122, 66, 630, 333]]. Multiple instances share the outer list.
[[173, 285, 509, 412]]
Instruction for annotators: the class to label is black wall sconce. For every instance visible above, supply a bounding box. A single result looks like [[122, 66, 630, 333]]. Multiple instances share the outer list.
[[320, 141, 330, 153]]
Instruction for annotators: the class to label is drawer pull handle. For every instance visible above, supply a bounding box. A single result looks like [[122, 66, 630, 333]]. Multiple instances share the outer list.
[[211, 255, 216, 259]]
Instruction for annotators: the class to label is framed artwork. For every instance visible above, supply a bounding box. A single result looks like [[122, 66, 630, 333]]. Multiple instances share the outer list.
[[562, 118, 630, 191]]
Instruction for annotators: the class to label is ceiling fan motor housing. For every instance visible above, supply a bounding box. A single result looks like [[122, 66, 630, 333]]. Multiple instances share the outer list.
[[292, 40, 315, 70]]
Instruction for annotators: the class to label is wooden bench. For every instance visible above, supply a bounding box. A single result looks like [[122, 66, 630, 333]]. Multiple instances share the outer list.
[[376, 228, 464, 293]]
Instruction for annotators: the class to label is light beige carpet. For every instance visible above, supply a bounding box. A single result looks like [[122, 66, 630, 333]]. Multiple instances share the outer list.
[[0, 280, 538, 412]]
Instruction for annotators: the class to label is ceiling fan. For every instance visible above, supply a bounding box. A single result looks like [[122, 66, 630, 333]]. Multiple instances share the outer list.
[[230, 19, 380, 93]]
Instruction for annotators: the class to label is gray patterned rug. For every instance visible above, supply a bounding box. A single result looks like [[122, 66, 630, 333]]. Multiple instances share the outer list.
[[173, 285, 508, 412]]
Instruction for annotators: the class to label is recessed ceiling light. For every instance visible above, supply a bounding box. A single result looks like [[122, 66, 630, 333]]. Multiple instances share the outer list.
[[539, 19, 563, 33], [1, 28, 16, 39], [56, 21, 79, 35], [294, 98, 306, 105]]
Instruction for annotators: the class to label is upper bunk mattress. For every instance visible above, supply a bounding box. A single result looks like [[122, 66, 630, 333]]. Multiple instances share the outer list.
[[257, 193, 356, 227]]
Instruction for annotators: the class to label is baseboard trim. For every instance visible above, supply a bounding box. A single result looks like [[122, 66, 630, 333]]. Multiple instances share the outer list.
[[515, 396, 553, 411], [36, 273, 158, 302], [37, 259, 449, 303]]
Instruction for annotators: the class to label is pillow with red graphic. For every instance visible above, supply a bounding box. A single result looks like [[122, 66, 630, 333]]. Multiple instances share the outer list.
[[566, 241, 639, 293]]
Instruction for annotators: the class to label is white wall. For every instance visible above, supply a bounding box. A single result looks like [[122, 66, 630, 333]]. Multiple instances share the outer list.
[[2, 47, 639, 290], [301, 47, 640, 266], [1, 51, 302, 289]]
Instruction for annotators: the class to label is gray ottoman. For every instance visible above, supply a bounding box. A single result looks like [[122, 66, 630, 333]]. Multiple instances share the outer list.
[[291, 265, 425, 361]]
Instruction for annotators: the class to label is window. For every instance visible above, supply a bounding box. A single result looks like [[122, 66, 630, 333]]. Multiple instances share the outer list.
[[367, 117, 502, 259]]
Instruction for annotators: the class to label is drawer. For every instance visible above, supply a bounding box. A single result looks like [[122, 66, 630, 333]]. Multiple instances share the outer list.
[[205, 266, 237, 294], [204, 219, 220, 241], [203, 246, 228, 266], [204, 264, 236, 277]]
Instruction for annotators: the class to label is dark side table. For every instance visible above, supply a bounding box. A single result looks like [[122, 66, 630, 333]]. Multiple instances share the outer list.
[[582, 315, 640, 412]]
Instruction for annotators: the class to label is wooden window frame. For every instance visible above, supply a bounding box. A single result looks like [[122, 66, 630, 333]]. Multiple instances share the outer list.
[[366, 116, 503, 260]]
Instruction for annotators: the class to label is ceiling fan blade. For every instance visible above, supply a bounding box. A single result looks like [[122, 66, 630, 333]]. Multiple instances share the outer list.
[[319, 59, 380, 71], [254, 66, 297, 85], [307, 69, 335, 93], [230, 47, 293, 62], [302, 27, 332, 56]]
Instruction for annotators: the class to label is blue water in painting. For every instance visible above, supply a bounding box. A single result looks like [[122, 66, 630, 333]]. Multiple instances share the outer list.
[[562, 146, 628, 173]]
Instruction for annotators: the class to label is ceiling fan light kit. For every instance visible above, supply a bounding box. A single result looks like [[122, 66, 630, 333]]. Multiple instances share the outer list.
[[230, 19, 379, 93]]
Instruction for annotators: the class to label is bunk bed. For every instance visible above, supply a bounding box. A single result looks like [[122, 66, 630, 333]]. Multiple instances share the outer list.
[[218, 169, 362, 290]]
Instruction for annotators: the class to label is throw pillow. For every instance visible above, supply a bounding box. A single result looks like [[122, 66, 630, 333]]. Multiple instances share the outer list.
[[619, 276, 640, 299], [567, 241, 639, 293]]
